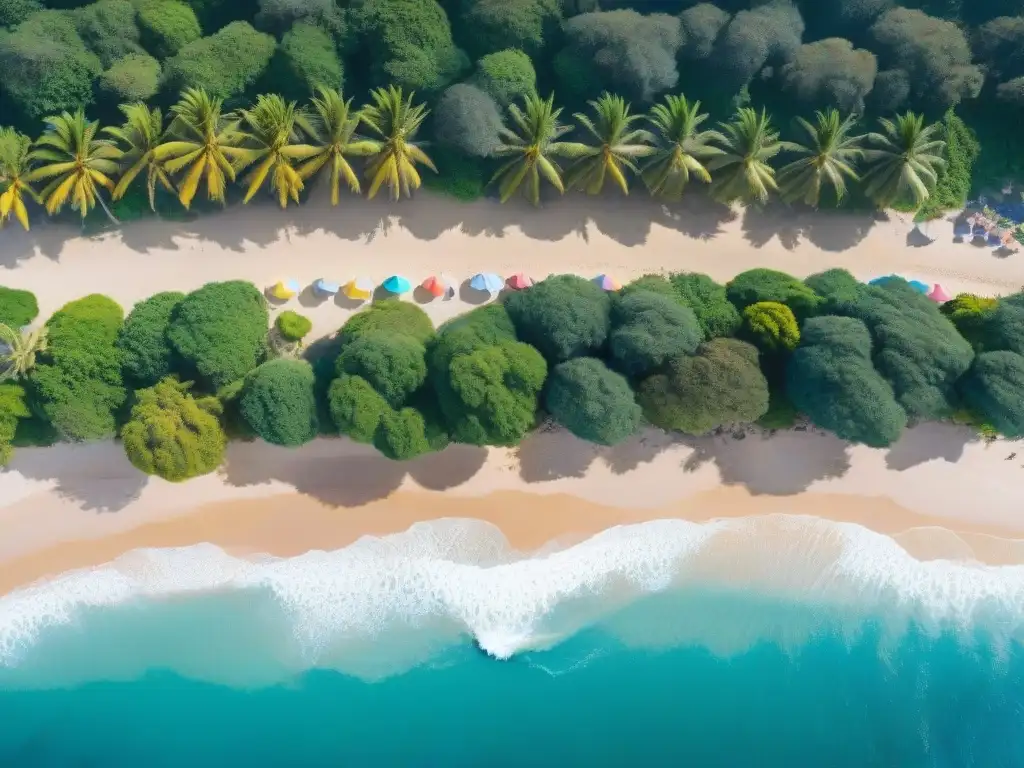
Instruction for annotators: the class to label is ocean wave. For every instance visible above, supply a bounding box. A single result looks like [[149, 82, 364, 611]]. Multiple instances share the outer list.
[[2, 515, 1024, 689]]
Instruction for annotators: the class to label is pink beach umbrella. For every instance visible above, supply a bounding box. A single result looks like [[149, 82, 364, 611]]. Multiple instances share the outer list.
[[507, 273, 534, 290], [928, 284, 951, 303], [594, 274, 621, 291]]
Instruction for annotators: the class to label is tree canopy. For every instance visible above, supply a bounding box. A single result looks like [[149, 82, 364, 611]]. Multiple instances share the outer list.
[[0, 286, 38, 328], [117, 291, 184, 387], [505, 274, 611, 363], [608, 290, 702, 377], [163, 21, 276, 100], [545, 356, 641, 445], [959, 351, 1024, 438], [240, 358, 318, 446], [726, 268, 823, 319], [433, 83, 503, 158]]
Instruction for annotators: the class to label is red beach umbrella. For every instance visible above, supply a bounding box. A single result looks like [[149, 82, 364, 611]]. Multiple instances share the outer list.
[[421, 275, 450, 298], [507, 273, 534, 290]]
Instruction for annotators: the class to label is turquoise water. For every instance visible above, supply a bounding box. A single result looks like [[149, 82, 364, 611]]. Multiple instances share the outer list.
[[2, 518, 1023, 766]]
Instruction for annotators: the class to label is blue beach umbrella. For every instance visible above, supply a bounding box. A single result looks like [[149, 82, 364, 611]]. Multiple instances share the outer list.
[[313, 278, 339, 295], [908, 279, 929, 294], [382, 275, 411, 294], [470, 272, 504, 293]]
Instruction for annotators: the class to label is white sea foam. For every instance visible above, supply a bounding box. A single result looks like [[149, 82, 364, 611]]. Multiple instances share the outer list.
[[1, 515, 1023, 688]]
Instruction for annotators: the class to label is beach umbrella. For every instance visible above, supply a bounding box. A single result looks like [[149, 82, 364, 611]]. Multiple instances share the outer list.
[[908, 279, 929, 294], [594, 274, 621, 291], [268, 279, 301, 300], [382, 275, 411, 294], [422, 274, 453, 298], [507, 273, 533, 290], [470, 272, 504, 293], [313, 278, 340, 296], [928, 284, 951, 303], [343, 277, 374, 301]]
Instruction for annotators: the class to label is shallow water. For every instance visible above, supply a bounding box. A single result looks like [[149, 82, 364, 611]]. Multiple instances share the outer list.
[[2, 517, 1023, 766]]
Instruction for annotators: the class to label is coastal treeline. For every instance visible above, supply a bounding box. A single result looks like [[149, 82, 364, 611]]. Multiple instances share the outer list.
[[0, 0, 1020, 227], [1, 271, 1021, 480]]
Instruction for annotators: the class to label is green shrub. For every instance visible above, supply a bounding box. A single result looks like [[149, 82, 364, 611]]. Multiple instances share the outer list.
[[804, 268, 862, 313], [638, 338, 769, 435], [757, 388, 800, 430], [117, 291, 185, 387], [608, 291, 702, 377], [786, 316, 907, 447], [914, 109, 980, 221], [0, 382, 30, 464], [460, 0, 561, 59], [328, 373, 391, 443], [941, 293, 998, 350], [726, 268, 822, 320], [742, 301, 800, 353], [471, 48, 536, 105], [135, 0, 201, 59], [163, 21, 276, 100], [275, 310, 312, 342], [0, 0, 41, 29], [122, 377, 226, 481], [29, 294, 126, 441], [619, 274, 678, 302], [373, 406, 432, 460], [239, 358, 318, 446], [421, 147, 487, 200], [0, 286, 38, 327], [268, 21, 343, 100], [959, 351, 1024, 438], [339, 300, 434, 346], [505, 274, 611, 363], [336, 332, 426, 408], [668, 272, 742, 339], [545, 357, 641, 445], [73, 0, 142, 66], [98, 53, 161, 102], [168, 281, 268, 389], [0, 10, 102, 120]]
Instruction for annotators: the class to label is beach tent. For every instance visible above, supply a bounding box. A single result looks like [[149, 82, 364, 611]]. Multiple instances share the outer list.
[[594, 274, 621, 291], [268, 279, 301, 300], [422, 275, 454, 298], [908, 279, 929, 294], [313, 278, 340, 295], [470, 272, 504, 293], [507, 273, 533, 290], [382, 275, 411, 294], [928, 284, 951, 303], [343, 277, 374, 300]]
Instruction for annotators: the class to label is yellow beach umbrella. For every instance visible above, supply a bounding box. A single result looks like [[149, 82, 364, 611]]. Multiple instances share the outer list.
[[344, 277, 374, 301], [267, 279, 300, 301]]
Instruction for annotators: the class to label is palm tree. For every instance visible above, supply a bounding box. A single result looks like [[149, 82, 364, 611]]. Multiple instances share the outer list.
[[490, 92, 589, 205], [24, 110, 121, 223], [297, 86, 379, 204], [234, 94, 320, 208], [0, 127, 38, 231], [565, 93, 654, 195], [155, 87, 248, 209], [0, 323, 48, 381], [708, 108, 791, 205], [778, 110, 864, 208], [358, 85, 434, 200], [641, 94, 724, 200], [860, 112, 946, 210], [104, 103, 174, 212]]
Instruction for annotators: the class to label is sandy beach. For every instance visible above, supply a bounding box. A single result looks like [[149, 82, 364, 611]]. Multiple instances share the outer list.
[[2, 192, 1023, 595]]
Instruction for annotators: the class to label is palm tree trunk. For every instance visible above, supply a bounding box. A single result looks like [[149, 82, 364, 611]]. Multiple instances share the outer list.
[[96, 192, 120, 226]]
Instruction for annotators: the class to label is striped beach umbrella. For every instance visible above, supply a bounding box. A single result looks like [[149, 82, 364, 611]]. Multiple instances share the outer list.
[[594, 274, 621, 291], [382, 275, 412, 294], [343, 277, 374, 300]]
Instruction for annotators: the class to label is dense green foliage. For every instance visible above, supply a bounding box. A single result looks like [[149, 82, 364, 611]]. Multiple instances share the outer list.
[[471, 49, 536, 106], [638, 337, 769, 435], [167, 281, 268, 389], [505, 274, 611, 363], [29, 294, 126, 441], [121, 377, 225, 480], [787, 315, 908, 446], [97, 53, 161, 102], [240, 358, 318, 446], [941, 293, 999, 349], [275, 310, 312, 342], [268, 22, 343, 101], [135, 0, 201, 59], [727, 269, 822, 320], [545, 357, 641, 445], [608, 290, 702, 377], [338, 299, 434, 345], [959, 351, 1024, 438], [0, 286, 38, 327], [742, 301, 800, 353], [0, 382, 30, 464], [117, 291, 184, 386], [668, 273, 742, 339], [163, 21, 276, 100]]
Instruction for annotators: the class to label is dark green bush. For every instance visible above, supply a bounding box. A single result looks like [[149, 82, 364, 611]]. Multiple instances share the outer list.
[[804, 268, 862, 313], [608, 291, 702, 377], [98, 53, 161, 102], [168, 281, 268, 389], [275, 310, 312, 342], [0, 0, 41, 29], [135, 0, 201, 59], [421, 146, 487, 200], [117, 291, 185, 387], [619, 274, 678, 301], [941, 293, 999, 349], [505, 274, 612, 363], [638, 338, 769, 435], [668, 273, 742, 339], [545, 357, 641, 445], [460, 0, 561, 59], [336, 332, 427, 408], [240, 358, 318, 446], [0, 286, 38, 327], [73, 0, 141, 66], [268, 21, 343, 100], [373, 406, 432, 460], [122, 377, 226, 481], [29, 294, 126, 441], [0, 382, 30, 465], [433, 83, 503, 158], [471, 48, 536, 105], [959, 350, 1024, 438], [727, 268, 822, 320], [339, 299, 434, 346], [328, 372, 391, 443], [163, 21, 276, 100]]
